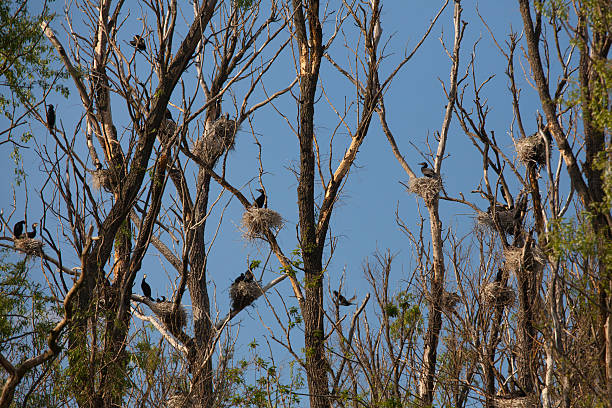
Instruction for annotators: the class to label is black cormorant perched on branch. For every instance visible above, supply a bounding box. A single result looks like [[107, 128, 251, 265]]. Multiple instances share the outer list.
[[141, 274, 153, 300], [333, 290, 355, 306], [26, 223, 38, 238], [418, 162, 436, 178], [130, 35, 146, 51], [46, 105, 55, 132], [13, 221, 25, 238], [254, 188, 266, 208]]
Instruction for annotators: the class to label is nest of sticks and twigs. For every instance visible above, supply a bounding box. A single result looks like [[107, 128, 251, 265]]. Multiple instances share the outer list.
[[91, 169, 113, 191], [481, 282, 516, 308], [503, 246, 523, 273], [240, 208, 283, 241], [441, 291, 461, 312], [192, 115, 238, 166], [494, 394, 538, 408], [515, 133, 547, 166], [476, 208, 517, 235], [159, 117, 177, 147], [230, 280, 263, 311], [167, 393, 193, 408], [149, 301, 187, 332], [408, 176, 442, 201], [14, 238, 43, 255]]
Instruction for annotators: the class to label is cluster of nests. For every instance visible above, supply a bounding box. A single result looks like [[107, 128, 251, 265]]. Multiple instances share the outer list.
[[149, 300, 187, 333], [515, 130, 550, 166], [229, 270, 263, 312], [192, 115, 238, 167], [408, 176, 443, 201], [481, 282, 516, 308], [240, 208, 283, 241], [14, 237, 43, 255]]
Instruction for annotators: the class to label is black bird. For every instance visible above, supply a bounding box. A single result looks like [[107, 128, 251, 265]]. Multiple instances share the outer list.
[[156, 295, 166, 302], [130, 35, 146, 51], [233, 272, 245, 285], [418, 162, 436, 178], [253, 188, 266, 208], [244, 269, 254, 283], [46, 105, 56, 131], [141, 274, 153, 300], [26, 223, 38, 238], [13, 220, 25, 238], [333, 290, 355, 306]]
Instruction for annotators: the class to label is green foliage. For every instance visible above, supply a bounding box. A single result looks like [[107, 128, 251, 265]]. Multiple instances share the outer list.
[[235, 0, 255, 10], [389, 291, 422, 340]]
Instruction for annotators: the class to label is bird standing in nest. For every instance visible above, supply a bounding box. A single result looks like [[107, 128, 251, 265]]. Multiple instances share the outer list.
[[333, 290, 355, 306], [13, 221, 25, 239], [253, 188, 266, 208], [130, 35, 146, 51], [141, 274, 153, 300], [418, 162, 436, 178]]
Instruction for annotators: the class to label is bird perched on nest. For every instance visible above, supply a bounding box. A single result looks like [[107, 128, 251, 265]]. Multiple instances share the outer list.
[[26, 223, 38, 238], [141, 274, 153, 301], [418, 162, 436, 178], [333, 290, 355, 306], [130, 35, 146, 51], [253, 189, 266, 208], [233, 269, 254, 285], [13, 221, 25, 238], [46, 105, 55, 132]]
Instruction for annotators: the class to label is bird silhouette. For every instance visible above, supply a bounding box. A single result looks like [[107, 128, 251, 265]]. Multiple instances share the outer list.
[[141, 274, 153, 300], [233, 272, 245, 285], [418, 162, 436, 178], [26, 223, 38, 238], [333, 290, 355, 306], [130, 35, 146, 51], [254, 188, 266, 208], [244, 269, 254, 283], [13, 221, 25, 238], [46, 105, 55, 131]]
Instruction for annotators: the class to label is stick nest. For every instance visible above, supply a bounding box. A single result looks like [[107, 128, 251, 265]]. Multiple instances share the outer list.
[[159, 118, 177, 146], [481, 282, 515, 308], [167, 393, 193, 408], [515, 133, 547, 166], [192, 115, 238, 166], [494, 394, 538, 408], [441, 291, 460, 312], [476, 209, 517, 235], [503, 247, 523, 272], [91, 169, 113, 191], [240, 208, 283, 241], [230, 280, 263, 311], [408, 176, 442, 201], [150, 301, 187, 332], [14, 238, 43, 255]]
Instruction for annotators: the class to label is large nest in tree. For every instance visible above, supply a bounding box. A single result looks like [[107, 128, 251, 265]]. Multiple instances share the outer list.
[[441, 291, 460, 312], [515, 133, 547, 166], [408, 176, 442, 201], [476, 208, 517, 235], [494, 394, 538, 408], [503, 247, 523, 273], [240, 208, 283, 241], [150, 301, 187, 332], [91, 169, 113, 191], [481, 282, 515, 308], [14, 238, 43, 255], [192, 115, 238, 166], [230, 280, 263, 311], [167, 393, 193, 408]]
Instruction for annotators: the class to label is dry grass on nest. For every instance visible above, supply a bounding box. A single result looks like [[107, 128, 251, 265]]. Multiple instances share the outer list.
[[167, 393, 193, 408], [441, 291, 460, 312], [150, 301, 187, 331], [481, 282, 516, 308], [476, 209, 516, 235], [408, 176, 442, 200], [192, 116, 238, 166], [230, 280, 263, 311], [91, 170, 112, 191], [240, 208, 283, 241], [14, 238, 43, 255], [159, 118, 177, 146], [503, 247, 523, 272], [515, 133, 547, 166], [494, 394, 538, 408]]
